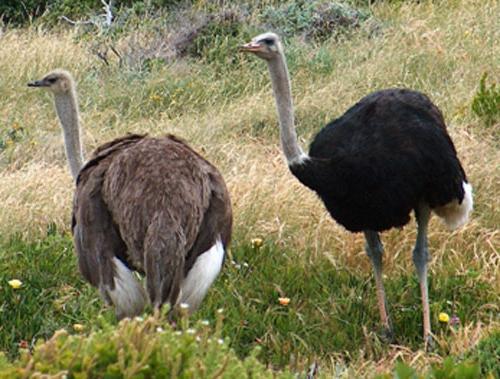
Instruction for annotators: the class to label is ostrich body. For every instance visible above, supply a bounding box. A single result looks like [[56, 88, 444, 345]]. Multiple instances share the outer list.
[[28, 70, 232, 319], [241, 33, 473, 345]]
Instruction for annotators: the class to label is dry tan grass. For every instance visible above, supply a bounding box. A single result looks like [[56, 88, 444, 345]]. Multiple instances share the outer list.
[[0, 0, 498, 284], [0, 163, 73, 237]]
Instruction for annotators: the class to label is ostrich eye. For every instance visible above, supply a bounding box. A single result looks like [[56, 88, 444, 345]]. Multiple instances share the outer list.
[[262, 38, 274, 45], [47, 77, 57, 84]]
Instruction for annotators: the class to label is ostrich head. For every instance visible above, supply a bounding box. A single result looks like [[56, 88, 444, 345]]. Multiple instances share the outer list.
[[240, 32, 283, 60], [27, 69, 74, 94]]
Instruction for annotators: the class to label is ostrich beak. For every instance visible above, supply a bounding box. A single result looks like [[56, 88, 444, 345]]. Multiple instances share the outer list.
[[239, 41, 263, 53], [27, 79, 48, 87]]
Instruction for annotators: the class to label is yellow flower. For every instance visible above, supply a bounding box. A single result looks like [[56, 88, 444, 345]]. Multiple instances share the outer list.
[[8, 279, 22, 289], [278, 297, 290, 306], [438, 312, 450, 323], [251, 238, 263, 249], [73, 323, 85, 332], [149, 94, 162, 102]]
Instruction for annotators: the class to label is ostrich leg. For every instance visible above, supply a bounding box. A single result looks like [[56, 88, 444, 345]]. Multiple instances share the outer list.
[[413, 204, 433, 348], [364, 231, 393, 341]]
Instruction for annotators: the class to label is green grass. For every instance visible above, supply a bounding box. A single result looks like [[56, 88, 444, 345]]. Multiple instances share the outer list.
[[0, 232, 108, 358], [1, 232, 498, 375]]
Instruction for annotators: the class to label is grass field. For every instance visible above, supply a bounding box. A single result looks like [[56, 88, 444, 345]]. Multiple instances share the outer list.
[[0, 0, 498, 377]]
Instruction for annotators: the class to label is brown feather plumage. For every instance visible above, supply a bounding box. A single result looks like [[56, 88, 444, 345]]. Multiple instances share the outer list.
[[30, 69, 232, 319], [74, 134, 232, 316]]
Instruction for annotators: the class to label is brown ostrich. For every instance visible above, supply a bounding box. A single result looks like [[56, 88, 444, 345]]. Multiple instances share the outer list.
[[28, 70, 232, 319], [241, 33, 472, 346]]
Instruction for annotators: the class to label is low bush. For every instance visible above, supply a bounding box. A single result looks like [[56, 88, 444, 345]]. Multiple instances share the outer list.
[[0, 0, 99, 25], [0, 315, 295, 378], [466, 330, 500, 378], [260, 0, 370, 41], [375, 358, 482, 379], [0, 0, 181, 26], [0, 0, 51, 25], [471, 73, 500, 127]]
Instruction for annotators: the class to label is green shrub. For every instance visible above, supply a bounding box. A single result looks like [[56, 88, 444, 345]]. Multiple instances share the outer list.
[[181, 9, 255, 68], [0, 0, 100, 25], [375, 358, 481, 379], [260, 0, 370, 41], [466, 330, 500, 378], [0, 0, 181, 26], [0, 0, 50, 25], [0, 315, 295, 378], [471, 73, 500, 126]]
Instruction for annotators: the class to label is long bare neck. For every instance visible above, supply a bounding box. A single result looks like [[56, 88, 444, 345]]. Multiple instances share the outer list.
[[54, 89, 85, 180], [266, 52, 307, 165]]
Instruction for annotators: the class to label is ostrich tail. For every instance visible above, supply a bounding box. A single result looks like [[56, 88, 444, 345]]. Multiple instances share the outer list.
[[102, 258, 147, 319], [178, 237, 225, 312], [434, 182, 473, 230]]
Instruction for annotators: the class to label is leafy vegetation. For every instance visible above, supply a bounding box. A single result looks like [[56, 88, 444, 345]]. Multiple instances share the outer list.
[[466, 330, 500, 378], [471, 73, 500, 127], [260, 0, 371, 41], [375, 358, 482, 379], [0, 0, 499, 377], [0, 315, 295, 378], [0, 0, 181, 25]]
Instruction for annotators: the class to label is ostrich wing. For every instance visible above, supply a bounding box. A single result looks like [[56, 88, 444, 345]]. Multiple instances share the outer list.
[[72, 134, 146, 288]]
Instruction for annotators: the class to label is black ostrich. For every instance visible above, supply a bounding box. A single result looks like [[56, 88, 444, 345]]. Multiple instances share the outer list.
[[241, 33, 473, 346]]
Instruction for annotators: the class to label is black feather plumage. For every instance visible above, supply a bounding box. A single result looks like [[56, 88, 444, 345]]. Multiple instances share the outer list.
[[289, 89, 467, 232]]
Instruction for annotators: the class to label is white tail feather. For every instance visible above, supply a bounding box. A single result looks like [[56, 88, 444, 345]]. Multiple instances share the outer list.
[[434, 182, 473, 230], [178, 238, 225, 313], [102, 257, 147, 319]]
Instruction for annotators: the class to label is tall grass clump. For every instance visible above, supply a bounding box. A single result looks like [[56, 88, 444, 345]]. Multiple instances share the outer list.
[[471, 73, 500, 128]]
